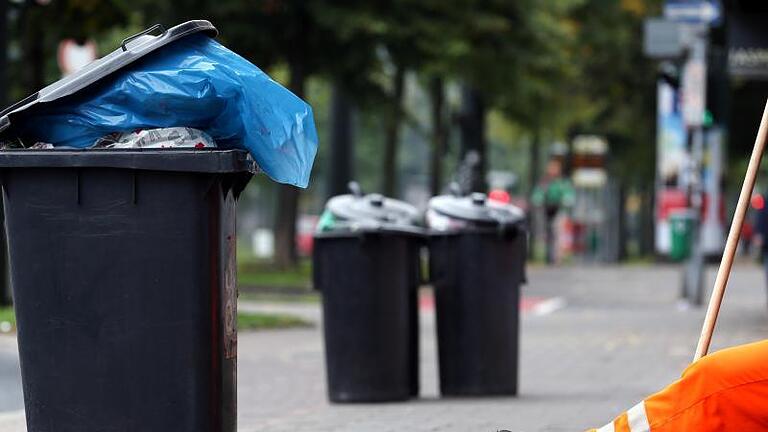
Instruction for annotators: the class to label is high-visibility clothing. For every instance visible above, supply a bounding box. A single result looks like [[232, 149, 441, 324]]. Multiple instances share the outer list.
[[589, 339, 768, 432]]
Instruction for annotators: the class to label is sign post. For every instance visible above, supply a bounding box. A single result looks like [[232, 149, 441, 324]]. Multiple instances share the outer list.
[[657, 0, 722, 304], [664, 0, 721, 26], [681, 32, 708, 305]]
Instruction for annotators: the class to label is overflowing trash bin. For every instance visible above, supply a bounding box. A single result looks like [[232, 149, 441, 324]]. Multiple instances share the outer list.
[[0, 20, 317, 432], [427, 191, 526, 396], [314, 183, 424, 402]]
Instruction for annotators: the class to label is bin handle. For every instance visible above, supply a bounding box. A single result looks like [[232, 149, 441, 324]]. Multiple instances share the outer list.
[[348, 181, 363, 198], [449, 182, 462, 197], [121, 24, 167, 52]]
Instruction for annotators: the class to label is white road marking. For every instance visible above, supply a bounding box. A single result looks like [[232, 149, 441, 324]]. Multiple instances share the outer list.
[[531, 297, 566, 316]]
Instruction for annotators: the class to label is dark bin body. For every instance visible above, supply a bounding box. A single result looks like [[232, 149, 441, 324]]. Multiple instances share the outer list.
[[0, 150, 253, 432], [0, 206, 8, 306], [0, 234, 8, 306], [313, 231, 421, 402], [430, 229, 525, 396]]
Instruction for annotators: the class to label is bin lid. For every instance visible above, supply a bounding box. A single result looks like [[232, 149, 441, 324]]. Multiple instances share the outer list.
[[428, 192, 525, 226], [326, 193, 421, 226], [317, 182, 422, 235], [0, 20, 218, 133], [668, 208, 697, 219]]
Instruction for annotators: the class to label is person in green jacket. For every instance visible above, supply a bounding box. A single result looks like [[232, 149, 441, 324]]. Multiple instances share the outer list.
[[532, 157, 574, 264]]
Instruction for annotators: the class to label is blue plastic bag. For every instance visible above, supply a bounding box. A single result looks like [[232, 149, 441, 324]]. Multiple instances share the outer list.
[[16, 34, 318, 188]]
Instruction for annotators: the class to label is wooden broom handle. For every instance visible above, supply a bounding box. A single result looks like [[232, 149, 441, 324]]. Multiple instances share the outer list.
[[693, 99, 768, 362]]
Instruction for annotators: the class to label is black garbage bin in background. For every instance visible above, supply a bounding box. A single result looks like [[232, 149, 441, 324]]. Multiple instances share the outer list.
[[427, 192, 526, 396], [0, 149, 254, 432], [313, 183, 423, 402]]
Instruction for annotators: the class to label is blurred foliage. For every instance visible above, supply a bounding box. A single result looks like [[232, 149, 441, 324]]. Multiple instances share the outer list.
[[237, 311, 311, 330], [0, 306, 14, 330], [6, 0, 663, 213], [22, 0, 130, 42], [0, 306, 309, 332], [568, 0, 662, 185], [238, 258, 312, 289]]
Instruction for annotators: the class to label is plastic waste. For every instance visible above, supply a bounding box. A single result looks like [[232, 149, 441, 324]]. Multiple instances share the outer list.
[[28, 142, 55, 150], [95, 127, 216, 149], [9, 34, 317, 187]]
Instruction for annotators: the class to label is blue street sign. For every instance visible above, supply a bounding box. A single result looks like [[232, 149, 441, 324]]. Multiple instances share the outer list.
[[664, 0, 722, 25]]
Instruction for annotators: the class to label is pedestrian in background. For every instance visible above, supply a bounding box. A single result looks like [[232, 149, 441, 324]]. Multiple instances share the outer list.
[[741, 218, 754, 256], [532, 156, 574, 264]]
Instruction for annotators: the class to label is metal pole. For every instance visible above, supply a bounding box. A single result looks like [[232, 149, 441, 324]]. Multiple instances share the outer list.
[[680, 26, 708, 305], [683, 126, 705, 305]]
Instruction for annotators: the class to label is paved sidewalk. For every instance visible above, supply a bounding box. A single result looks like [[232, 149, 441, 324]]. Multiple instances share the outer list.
[[0, 264, 767, 431]]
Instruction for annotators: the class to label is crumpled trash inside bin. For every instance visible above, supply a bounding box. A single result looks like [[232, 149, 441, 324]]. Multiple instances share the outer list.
[[8, 33, 317, 187], [95, 127, 216, 149]]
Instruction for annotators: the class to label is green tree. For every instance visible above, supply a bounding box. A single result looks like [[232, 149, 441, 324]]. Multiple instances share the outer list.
[[437, 0, 583, 193], [212, 1, 382, 267], [567, 0, 661, 186], [211, 1, 320, 268], [342, 1, 443, 197]]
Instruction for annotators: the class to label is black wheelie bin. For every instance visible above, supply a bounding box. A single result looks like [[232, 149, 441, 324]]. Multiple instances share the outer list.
[[0, 21, 258, 432], [313, 183, 424, 402], [427, 191, 526, 396], [0, 150, 254, 432]]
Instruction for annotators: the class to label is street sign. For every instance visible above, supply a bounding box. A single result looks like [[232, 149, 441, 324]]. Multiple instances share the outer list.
[[728, 13, 768, 80], [644, 18, 685, 59], [664, 0, 721, 25]]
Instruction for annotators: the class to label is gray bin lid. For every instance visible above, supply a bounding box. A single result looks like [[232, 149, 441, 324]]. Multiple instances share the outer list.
[[0, 20, 218, 133], [428, 192, 525, 227], [327, 193, 421, 226], [317, 182, 423, 236]]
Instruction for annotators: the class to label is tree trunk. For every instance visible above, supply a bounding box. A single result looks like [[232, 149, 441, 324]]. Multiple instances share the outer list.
[[458, 86, 487, 193], [618, 184, 628, 261], [639, 186, 655, 257], [382, 65, 405, 197], [527, 111, 542, 200], [0, 0, 7, 108], [429, 77, 446, 196], [527, 102, 542, 259], [28, 11, 44, 93], [272, 36, 307, 269], [328, 80, 354, 198]]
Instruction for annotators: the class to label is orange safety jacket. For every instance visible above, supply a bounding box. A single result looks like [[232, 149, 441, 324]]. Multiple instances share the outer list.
[[589, 339, 768, 432]]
